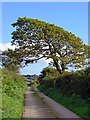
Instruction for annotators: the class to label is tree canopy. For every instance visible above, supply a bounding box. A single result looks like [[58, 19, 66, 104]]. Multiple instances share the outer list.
[[2, 49, 21, 73], [11, 17, 89, 74]]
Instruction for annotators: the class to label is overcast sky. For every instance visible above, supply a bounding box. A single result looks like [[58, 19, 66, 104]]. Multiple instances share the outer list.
[[1, 2, 88, 75]]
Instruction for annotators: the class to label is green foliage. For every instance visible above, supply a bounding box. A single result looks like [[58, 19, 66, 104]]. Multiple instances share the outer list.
[[41, 67, 60, 78], [55, 69, 90, 99], [39, 66, 90, 98], [2, 49, 22, 73], [38, 66, 90, 119], [38, 67, 60, 87], [11, 17, 89, 74], [0, 69, 2, 119], [85, 67, 90, 76], [1, 68, 27, 118]]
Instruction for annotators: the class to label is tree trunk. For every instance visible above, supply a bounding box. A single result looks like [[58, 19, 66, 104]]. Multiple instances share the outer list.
[[53, 59, 62, 74]]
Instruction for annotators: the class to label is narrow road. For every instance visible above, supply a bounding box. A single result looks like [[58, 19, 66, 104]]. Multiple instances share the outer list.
[[22, 87, 83, 119]]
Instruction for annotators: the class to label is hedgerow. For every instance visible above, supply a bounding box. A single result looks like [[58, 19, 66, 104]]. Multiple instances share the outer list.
[[1, 68, 27, 119]]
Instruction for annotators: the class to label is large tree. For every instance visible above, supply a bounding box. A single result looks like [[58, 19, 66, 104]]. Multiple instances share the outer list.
[[11, 17, 88, 74]]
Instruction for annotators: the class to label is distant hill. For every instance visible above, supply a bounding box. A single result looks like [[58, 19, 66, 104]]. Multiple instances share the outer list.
[[23, 74, 38, 81]]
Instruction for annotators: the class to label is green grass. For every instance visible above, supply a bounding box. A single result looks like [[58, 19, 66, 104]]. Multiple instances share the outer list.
[[37, 85, 90, 120], [1, 68, 27, 119], [0, 88, 2, 119]]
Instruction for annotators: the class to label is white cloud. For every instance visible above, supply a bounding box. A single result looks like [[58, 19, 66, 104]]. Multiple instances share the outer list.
[[0, 43, 16, 51]]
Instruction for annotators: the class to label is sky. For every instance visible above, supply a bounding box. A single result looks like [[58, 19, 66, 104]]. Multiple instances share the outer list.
[[1, 2, 88, 75]]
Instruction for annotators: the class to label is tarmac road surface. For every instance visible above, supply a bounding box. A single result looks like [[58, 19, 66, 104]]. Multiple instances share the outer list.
[[22, 87, 83, 120]]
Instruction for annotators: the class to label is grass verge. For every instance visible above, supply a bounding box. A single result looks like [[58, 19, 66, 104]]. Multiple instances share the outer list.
[[1, 68, 27, 119]]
